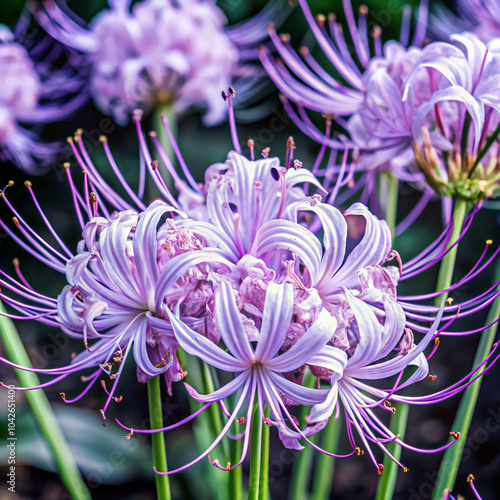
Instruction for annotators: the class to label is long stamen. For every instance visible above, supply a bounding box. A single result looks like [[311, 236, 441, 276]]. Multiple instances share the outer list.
[[155, 380, 251, 475], [223, 88, 242, 154], [160, 114, 200, 192]]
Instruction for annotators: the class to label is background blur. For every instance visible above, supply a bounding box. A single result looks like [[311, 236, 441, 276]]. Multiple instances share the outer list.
[[0, 1, 499, 499]]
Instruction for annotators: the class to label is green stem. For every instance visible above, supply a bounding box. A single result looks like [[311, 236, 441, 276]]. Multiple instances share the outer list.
[[0, 303, 91, 500], [434, 198, 469, 306], [248, 405, 263, 500], [431, 263, 500, 500], [374, 404, 410, 500], [289, 371, 316, 500], [147, 375, 171, 500], [181, 353, 225, 499], [376, 198, 468, 500], [229, 430, 243, 500], [311, 413, 342, 500], [259, 406, 270, 500], [378, 171, 399, 241]]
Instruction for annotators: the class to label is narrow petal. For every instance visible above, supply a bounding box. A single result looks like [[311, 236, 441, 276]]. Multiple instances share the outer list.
[[215, 281, 254, 363], [133, 200, 184, 309], [155, 251, 234, 312], [184, 370, 251, 403], [255, 281, 293, 361]]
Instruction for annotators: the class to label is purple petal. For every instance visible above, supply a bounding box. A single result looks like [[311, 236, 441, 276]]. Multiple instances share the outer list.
[[252, 220, 322, 277], [323, 203, 391, 292], [155, 251, 234, 312], [184, 370, 251, 403], [267, 370, 330, 405], [254, 282, 294, 362], [133, 200, 185, 309], [215, 281, 254, 363], [164, 307, 247, 372]]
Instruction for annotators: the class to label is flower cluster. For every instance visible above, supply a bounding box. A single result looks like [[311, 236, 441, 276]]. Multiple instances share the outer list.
[[2, 97, 498, 478], [1, 2, 500, 497]]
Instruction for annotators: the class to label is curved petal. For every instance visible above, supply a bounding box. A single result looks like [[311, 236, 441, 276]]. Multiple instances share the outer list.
[[418, 86, 484, 150], [284, 200, 348, 288], [215, 281, 254, 363], [133, 200, 185, 309], [252, 219, 322, 278], [323, 203, 391, 293], [267, 370, 330, 405], [349, 300, 445, 380], [155, 251, 234, 312], [255, 281, 293, 361], [184, 370, 251, 403], [375, 296, 406, 360], [343, 293, 382, 370], [98, 210, 140, 299], [132, 315, 173, 378], [308, 345, 348, 384], [308, 383, 340, 423], [267, 308, 338, 372]]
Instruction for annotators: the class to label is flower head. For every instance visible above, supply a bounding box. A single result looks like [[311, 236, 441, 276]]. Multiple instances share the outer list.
[[33, 0, 288, 125], [259, 0, 429, 149], [406, 33, 500, 202], [143, 279, 346, 473]]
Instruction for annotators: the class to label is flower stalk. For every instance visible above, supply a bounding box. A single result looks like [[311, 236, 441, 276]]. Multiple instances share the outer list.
[[289, 371, 316, 500], [259, 406, 271, 500], [147, 375, 171, 500], [378, 171, 399, 240], [248, 404, 264, 500], [434, 198, 469, 305], [311, 414, 342, 500], [229, 430, 243, 500], [0, 302, 91, 500]]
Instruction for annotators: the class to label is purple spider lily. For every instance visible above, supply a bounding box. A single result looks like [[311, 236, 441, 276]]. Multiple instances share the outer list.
[[305, 295, 462, 472], [270, 194, 500, 342], [259, 0, 428, 150], [117, 279, 354, 473], [177, 148, 326, 262], [405, 32, 500, 202], [32, 0, 290, 126], [0, 92, 325, 421], [258, 0, 435, 227], [0, 191, 234, 420], [253, 199, 500, 471], [0, 24, 85, 172], [1, 94, 499, 479]]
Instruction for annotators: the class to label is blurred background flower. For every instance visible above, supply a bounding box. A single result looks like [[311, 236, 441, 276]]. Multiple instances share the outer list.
[[31, 0, 290, 126], [0, 18, 85, 173]]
